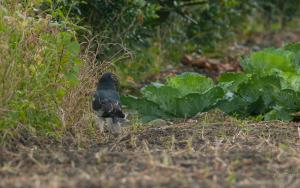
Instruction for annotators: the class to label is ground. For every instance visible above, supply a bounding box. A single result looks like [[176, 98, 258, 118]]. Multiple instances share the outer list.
[[1, 29, 300, 188], [1, 112, 300, 188]]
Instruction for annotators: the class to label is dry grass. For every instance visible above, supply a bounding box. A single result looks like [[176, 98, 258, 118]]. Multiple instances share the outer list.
[[59, 37, 107, 131], [1, 113, 300, 188], [0, 2, 121, 142], [58, 35, 132, 141]]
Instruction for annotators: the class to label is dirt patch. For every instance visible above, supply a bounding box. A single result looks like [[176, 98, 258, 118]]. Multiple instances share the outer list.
[[1, 115, 300, 188]]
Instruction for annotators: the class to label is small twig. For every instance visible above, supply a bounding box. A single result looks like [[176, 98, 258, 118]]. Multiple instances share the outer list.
[[179, 0, 207, 7]]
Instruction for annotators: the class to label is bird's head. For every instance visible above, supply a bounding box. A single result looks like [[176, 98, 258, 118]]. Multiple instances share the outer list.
[[97, 72, 119, 89]]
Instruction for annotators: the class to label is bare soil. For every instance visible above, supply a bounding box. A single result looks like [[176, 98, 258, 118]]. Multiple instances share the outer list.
[[1, 114, 300, 188]]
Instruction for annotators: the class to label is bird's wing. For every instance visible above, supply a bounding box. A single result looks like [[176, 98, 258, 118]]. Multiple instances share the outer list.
[[93, 90, 124, 118], [92, 89, 117, 111], [92, 93, 102, 111], [101, 101, 125, 118]]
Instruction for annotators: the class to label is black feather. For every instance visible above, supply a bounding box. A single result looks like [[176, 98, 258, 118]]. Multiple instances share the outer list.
[[93, 72, 125, 119]]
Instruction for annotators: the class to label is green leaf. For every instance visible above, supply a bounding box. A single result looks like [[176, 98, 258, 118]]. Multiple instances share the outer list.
[[67, 41, 80, 56], [218, 72, 250, 92], [121, 95, 171, 122], [166, 72, 214, 96], [274, 89, 300, 111], [173, 87, 224, 118], [284, 42, 300, 68], [238, 75, 281, 105], [280, 72, 300, 92], [141, 84, 180, 112], [241, 48, 297, 75], [58, 32, 72, 45], [56, 88, 66, 100], [218, 95, 249, 116], [218, 75, 281, 117], [264, 108, 293, 122], [64, 72, 79, 85]]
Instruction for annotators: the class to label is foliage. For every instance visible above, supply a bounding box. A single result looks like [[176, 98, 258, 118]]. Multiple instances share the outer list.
[[0, 2, 83, 138], [241, 48, 298, 75], [255, 0, 300, 28], [218, 42, 300, 121], [223, 43, 300, 121], [122, 43, 300, 122], [37, 0, 300, 86], [122, 73, 224, 122], [39, 0, 300, 52]]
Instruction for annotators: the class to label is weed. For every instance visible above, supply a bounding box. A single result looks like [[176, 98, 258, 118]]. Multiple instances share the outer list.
[[0, 1, 110, 143]]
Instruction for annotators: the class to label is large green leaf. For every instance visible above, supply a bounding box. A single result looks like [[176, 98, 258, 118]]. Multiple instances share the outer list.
[[284, 42, 300, 68], [166, 72, 214, 96], [218, 95, 250, 116], [123, 84, 223, 120], [121, 95, 171, 122], [264, 108, 293, 122], [218, 72, 250, 92], [218, 75, 281, 117], [141, 84, 180, 112], [274, 89, 300, 111], [238, 75, 281, 105], [241, 48, 297, 75], [172, 87, 224, 118], [280, 72, 300, 92]]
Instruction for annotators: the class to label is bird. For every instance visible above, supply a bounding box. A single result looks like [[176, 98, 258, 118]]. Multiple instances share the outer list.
[[92, 72, 125, 134]]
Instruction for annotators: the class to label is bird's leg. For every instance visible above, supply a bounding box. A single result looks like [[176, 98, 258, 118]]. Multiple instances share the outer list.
[[105, 118, 121, 134], [97, 117, 105, 132]]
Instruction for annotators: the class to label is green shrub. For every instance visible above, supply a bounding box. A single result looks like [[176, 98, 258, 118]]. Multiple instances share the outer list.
[[34, 0, 300, 87], [255, 0, 300, 28], [0, 2, 82, 139], [40, 0, 300, 51]]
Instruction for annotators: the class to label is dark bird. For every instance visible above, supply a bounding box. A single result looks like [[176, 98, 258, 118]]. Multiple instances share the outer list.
[[92, 72, 125, 134]]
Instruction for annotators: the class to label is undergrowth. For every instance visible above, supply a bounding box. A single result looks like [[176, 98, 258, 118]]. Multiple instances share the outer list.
[[122, 43, 300, 122], [0, 1, 108, 144]]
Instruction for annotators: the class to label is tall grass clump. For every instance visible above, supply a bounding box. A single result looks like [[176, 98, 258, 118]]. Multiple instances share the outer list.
[[0, 1, 93, 143]]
